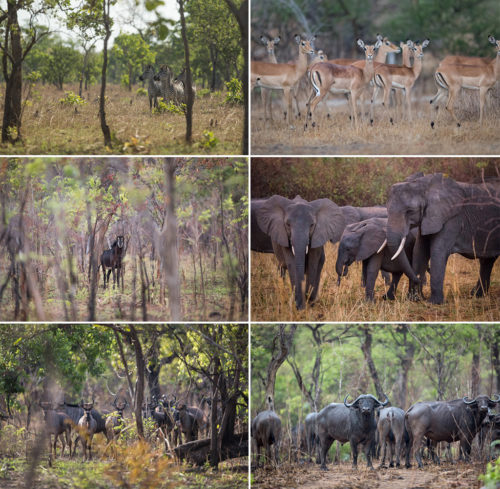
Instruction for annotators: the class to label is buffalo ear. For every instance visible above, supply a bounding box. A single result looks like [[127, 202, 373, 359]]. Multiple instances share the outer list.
[[309, 199, 346, 248], [254, 195, 292, 248], [356, 221, 387, 262], [421, 174, 461, 236]]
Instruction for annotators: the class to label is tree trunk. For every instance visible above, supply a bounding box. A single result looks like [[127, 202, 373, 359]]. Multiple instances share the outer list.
[[360, 326, 385, 400], [130, 326, 145, 439], [2, 2, 23, 143], [210, 45, 217, 91], [492, 334, 500, 394], [265, 325, 297, 403], [178, 0, 193, 143], [99, 0, 112, 148], [222, 0, 248, 154]]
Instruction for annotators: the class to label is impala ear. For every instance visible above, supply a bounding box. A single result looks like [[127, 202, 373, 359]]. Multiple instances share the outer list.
[[273, 36, 281, 44], [309, 199, 346, 248], [488, 35, 496, 45], [376, 33, 383, 42], [255, 195, 292, 248], [357, 39, 366, 50], [260, 35, 269, 44], [294, 34, 301, 44], [421, 39, 430, 48], [375, 39, 382, 49]]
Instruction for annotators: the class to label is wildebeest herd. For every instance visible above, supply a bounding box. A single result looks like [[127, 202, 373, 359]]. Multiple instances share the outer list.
[[251, 172, 500, 308], [251, 393, 500, 469], [38, 393, 209, 460]]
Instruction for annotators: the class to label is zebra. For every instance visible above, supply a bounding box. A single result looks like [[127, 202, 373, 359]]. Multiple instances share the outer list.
[[173, 67, 196, 99], [158, 65, 185, 106], [139, 65, 162, 110]]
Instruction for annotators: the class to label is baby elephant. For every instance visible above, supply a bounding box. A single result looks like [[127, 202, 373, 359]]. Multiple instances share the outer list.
[[336, 217, 420, 301]]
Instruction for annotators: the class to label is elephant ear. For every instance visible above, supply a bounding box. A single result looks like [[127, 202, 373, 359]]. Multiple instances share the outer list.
[[405, 172, 424, 182], [421, 174, 462, 236], [356, 220, 387, 262], [254, 195, 292, 247], [309, 199, 346, 247]]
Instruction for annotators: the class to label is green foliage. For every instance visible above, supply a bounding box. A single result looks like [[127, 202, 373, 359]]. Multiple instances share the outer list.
[[479, 455, 500, 488], [152, 99, 185, 115], [224, 78, 243, 105], [136, 87, 148, 97], [201, 130, 219, 148], [197, 88, 211, 98], [59, 91, 87, 107]]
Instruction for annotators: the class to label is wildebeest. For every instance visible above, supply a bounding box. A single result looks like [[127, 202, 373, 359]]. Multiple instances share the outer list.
[[76, 400, 97, 460], [105, 397, 127, 441], [305, 412, 319, 462], [316, 394, 389, 470], [100, 236, 125, 289], [251, 395, 282, 467], [405, 394, 500, 467], [377, 406, 409, 468], [40, 402, 72, 458]]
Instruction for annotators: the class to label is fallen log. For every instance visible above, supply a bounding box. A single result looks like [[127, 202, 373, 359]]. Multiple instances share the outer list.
[[174, 432, 248, 466]]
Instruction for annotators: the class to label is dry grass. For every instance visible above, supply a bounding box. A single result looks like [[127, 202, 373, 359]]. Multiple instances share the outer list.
[[251, 244, 500, 321], [252, 460, 484, 489], [0, 83, 244, 155], [251, 87, 500, 155]]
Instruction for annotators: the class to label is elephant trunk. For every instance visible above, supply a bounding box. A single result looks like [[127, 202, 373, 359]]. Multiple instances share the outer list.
[[335, 247, 350, 285], [291, 235, 308, 309], [386, 224, 420, 284]]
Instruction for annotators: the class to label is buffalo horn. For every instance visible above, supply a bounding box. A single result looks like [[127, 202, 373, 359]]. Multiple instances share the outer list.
[[463, 396, 476, 404], [489, 394, 500, 403], [344, 394, 363, 408]]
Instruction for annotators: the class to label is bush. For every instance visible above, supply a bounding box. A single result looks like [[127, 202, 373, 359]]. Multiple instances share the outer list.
[[224, 78, 243, 105], [136, 87, 148, 97], [479, 453, 500, 488], [202, 130, 218, 148], [59, 91, 87, 107], [153, 99, 185, 115], [197, 88, 211, 98]]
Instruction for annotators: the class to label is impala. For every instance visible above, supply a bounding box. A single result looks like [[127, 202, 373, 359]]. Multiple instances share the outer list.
[[371, 39, 430, 121], [430, 35, 500, 125], [331, 34, 400, 67], [306, 38, 382, 128], [252, 35, 315, 126], [258, 35, 281, 120]]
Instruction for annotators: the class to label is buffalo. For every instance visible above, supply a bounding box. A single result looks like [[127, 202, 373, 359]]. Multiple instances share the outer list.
[[405, 394, 500, 467], [305, 412, 319, 462], [251, 396, 282, 467], [316, 394, 389, 470], [377, 406, 409, 468]]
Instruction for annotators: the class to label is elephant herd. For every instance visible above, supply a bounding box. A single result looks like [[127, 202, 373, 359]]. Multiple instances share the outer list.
[[251, 172, 500, 309], [252, 393, 500, 470]]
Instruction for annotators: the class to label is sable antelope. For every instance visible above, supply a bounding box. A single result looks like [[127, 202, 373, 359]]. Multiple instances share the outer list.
[[100, 235, 125, 290]]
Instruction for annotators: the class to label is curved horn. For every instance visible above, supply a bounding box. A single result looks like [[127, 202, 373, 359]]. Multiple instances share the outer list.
[[463, 396, 476, 404], [376, 394, 390, 406], [344, 394, 363, 408], [377, 239, 387, 254], [489, 394, 500, 403], [391, 236, 406, 261]]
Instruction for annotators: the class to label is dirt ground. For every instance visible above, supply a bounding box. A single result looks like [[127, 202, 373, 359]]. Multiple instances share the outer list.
[[251, 90, 500, 155], [252, 461, 485, 489]]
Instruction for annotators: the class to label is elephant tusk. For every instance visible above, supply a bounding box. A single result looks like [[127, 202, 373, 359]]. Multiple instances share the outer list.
[[391, 237, 406, 261], [377, 239, 387, 254], [306, 245, 309, 255], [291, 246, 295, 256]]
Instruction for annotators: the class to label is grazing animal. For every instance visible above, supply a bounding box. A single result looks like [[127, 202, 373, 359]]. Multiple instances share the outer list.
[[144, 396, 178, 449], [105, 397, 127, 441], [139, 65, 162, 110], [336, 218, 421, 301], [377, 406, 409, 468], [305, 412, 319, 462], [157, 65, 175, 104], [405, 394, 500, 468], [76, 400, 97, 460], [174, 402, 209, 443], [316, 394, 389, 470], [173, 67, 196, 99], [251, 395, 282, 467], [40, 402, 72, 459], [100, 236, 125, 290]]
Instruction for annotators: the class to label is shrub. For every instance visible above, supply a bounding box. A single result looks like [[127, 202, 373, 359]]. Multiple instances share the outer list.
[[479, 453, 500, 488], [59, 91, 87, 107], [136, 87, 148, 97], [224, 77, 243, 105], [202, 130, 218, 148], [153, 99, 185, 115]]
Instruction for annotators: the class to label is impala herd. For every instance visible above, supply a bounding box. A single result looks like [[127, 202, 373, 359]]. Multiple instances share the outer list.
[[251, 33, 500, 128]]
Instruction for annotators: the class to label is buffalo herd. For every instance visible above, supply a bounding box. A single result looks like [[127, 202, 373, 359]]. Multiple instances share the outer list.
[[252, 172, 500, 308], [251, 393, 500, 469]]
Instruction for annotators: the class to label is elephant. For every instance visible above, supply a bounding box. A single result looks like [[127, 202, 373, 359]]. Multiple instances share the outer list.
[[340, 205, 388, 224], [251, 198, 274, 253], [386, 172, 500, 304], [336, 217, 422, 300], [254, 195, 346, 310]]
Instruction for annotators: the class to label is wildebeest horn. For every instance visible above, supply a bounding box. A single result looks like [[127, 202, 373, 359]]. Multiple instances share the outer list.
[[463, 396, 476, 404], [391, 237, 406, 260], [489, 394, 500, 403]]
